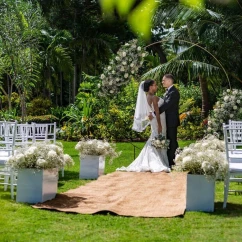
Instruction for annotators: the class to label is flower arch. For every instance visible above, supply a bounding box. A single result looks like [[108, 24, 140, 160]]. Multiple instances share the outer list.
[[100, 39, 148, 95], [207, 89, 242, 135]]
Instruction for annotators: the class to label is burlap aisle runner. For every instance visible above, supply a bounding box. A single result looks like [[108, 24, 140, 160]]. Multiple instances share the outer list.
[[33, 171, 187, 217]]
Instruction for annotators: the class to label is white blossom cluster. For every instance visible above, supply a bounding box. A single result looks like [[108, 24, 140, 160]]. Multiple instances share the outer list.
[[207, 89, 242, 135], [100, 39, 148, 95], [75, 139, 121, 163], [6, 142, 74, 169], [174, 135, 228, 180]]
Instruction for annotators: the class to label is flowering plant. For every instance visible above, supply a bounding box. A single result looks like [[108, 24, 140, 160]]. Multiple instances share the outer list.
[[173, 135, 228, 180], [100, 39, 148, 95], [75, 139, 121, 163], [6, 142, 74, 169], [207, 89, 242, 135], [151, 134, 170, 149]]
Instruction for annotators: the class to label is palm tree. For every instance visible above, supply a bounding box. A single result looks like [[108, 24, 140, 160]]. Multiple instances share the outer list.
[[143, 0, 242, 118]]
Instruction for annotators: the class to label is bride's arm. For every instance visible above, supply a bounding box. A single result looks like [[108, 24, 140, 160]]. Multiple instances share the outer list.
[[153, 96, 162, 134]]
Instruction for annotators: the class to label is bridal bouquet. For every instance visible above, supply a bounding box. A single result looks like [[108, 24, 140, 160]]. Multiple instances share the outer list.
[[75, 139, 121, 163], [6, 141, 74, 170], [151, 134, 170, 149]]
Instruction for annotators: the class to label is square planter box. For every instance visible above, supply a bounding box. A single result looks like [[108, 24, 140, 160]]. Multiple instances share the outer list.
[[16, 168, 58, 204], [186, 174, 215, 212], [80, 155, 105, 179]]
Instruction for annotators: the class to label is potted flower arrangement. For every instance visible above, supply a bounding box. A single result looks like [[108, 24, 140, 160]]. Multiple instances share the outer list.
[[75, 139, 121, 179], [6, 141, 74, 204], [173, 134, 228, 212]]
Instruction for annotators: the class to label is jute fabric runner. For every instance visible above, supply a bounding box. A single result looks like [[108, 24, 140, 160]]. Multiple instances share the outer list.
[[33, 171, 186, 217]]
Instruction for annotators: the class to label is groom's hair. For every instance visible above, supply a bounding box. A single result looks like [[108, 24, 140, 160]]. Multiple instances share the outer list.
[[164, 74, 175, 83], [143, 79, 155, 92]]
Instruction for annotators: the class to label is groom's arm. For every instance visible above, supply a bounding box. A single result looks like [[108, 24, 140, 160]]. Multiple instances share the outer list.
[[159, 89, 179, 114]]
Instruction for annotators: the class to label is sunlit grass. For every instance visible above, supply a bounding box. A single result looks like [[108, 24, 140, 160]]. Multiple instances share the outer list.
[[0, 140, 242, 242]]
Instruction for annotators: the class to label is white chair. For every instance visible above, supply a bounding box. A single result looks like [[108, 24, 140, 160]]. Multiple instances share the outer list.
[[15, 123, 35, 148], [0, 121, 18, 199], [223, 124, 242, 208]]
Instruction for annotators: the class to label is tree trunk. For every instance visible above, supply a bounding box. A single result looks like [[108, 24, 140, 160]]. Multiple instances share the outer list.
[[60, 72, 63, 106], [72, 64, 77, 103], [199, 75, 210, 118], [149, 42, 167, 64]]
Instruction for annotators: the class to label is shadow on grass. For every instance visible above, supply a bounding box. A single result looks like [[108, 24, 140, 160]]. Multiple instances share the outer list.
[[58, 170, 80, 182], [212, 202, 242, 216]]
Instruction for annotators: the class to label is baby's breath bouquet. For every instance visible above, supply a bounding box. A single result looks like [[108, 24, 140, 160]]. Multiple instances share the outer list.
[[75, 139, 121, 163], [6, 142, 74, 169], [173, 135, 228, 180], [151, 134, 170, 149]]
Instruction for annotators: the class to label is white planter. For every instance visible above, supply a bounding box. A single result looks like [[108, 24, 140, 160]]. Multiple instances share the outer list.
[[16, 168, 58, 204], [186, 174, 215, 212], [80, 155, 105, 179]]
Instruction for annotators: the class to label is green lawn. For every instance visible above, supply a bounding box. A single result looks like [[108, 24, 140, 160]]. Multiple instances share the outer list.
[[0, 140, 242, 242]]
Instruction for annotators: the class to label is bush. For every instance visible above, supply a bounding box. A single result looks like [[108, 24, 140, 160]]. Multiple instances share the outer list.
[[26, 115, 59, 123], [27, 97, 52, 116]]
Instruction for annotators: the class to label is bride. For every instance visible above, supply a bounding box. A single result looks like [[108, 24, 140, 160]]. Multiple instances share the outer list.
[[117, 79, 170, 173]]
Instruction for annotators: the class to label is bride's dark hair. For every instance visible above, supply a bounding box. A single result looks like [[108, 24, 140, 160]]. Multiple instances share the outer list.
[[142, 79, 154, 92]]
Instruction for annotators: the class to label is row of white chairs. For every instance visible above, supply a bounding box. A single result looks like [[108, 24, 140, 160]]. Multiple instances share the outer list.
[[223, 120, 242, 208], [0, 121, 58, 199]]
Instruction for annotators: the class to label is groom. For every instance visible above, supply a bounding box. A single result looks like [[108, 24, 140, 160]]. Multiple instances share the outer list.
[[149, 74, 180, 167]]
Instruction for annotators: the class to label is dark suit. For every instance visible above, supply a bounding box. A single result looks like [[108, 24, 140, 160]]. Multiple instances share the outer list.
[[159, 86, 180, 167]]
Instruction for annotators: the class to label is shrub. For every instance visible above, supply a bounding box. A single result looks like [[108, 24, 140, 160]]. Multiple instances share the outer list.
[[27, 97, 52, 116]]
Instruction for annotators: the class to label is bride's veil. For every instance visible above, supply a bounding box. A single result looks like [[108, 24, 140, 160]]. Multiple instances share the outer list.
[[132, 81, 152, 132]]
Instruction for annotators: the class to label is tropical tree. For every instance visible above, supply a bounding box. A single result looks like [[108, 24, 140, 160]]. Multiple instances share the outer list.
[[143, 0, 242, 118], [0, 1, 44, 120]]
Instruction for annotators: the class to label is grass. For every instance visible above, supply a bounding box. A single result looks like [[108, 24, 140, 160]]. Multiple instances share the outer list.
[[1, 140, 242, 242]]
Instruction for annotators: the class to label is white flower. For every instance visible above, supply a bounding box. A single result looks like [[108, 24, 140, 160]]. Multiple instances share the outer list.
[[6, 142, 74, 169], [137, 46, 141, 51], [237, 100, 240, 104], [230, 114, 234, 118], [75, 139, 121, 163], [124, 73, 129, 78], [122, 61, 127, 65], [107, 66, 112, 70], [115, 56, 120, 61], [182, 156, 192, 164], [233, 106, 237, 110], [122, 51, 126, 57], [100, 74, 105, 80], [97, 83, 101, 88]]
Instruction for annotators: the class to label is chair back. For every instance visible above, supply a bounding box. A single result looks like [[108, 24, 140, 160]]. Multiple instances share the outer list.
[[15, 123, 35, 147], [32, 122, 56, 143], [223, 124, 242, 163], [0, 121, 17, 165]]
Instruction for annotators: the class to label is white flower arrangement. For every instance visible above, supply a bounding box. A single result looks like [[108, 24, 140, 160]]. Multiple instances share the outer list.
[[75, 139, 121, 163], [151, 134, 170, 149], [207, 89, 242, 135], [6, 142, 74, 170], [173, 135, 228, 180], [100, 39, 148, 95]]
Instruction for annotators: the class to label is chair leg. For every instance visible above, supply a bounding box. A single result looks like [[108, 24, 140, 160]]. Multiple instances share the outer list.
[[223, 174, 230, 209], [4, 175, 10, 191], [10, 170, 15, 200]]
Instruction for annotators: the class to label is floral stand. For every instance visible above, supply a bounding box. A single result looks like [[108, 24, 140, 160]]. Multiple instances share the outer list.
[[186, 174, 215, 212], [80, 155, 105, 179], [16, 168, 58, 204]]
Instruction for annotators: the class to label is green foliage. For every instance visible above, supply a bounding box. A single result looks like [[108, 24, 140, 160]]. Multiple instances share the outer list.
[[27, 97, 52, 116], [1, 141, 242, 242], [0, 92, 20, 111], [26, 114, 58, 123]]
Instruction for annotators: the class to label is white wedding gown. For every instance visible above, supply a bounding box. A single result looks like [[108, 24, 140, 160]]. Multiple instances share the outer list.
[[117, 98, 170, 173]]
